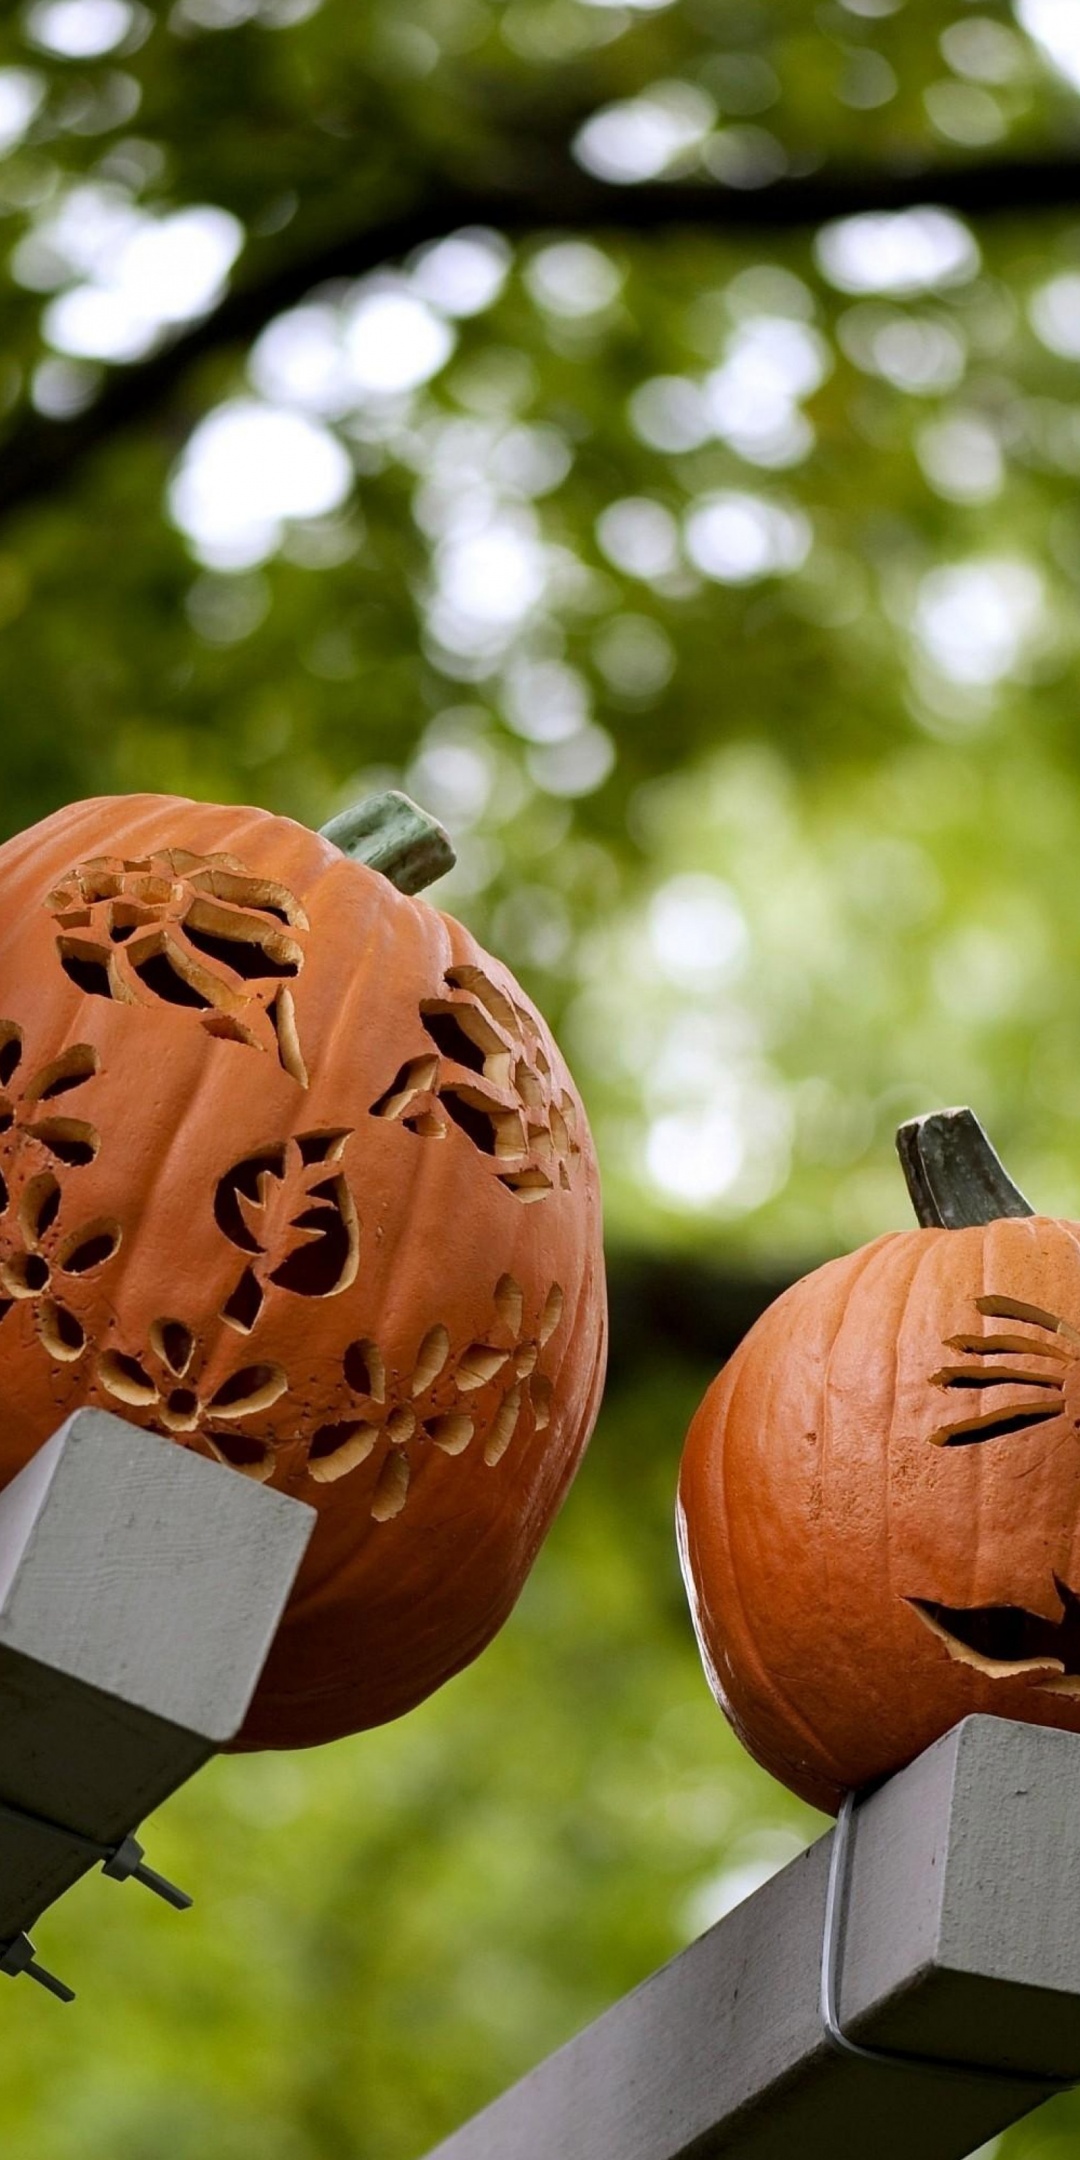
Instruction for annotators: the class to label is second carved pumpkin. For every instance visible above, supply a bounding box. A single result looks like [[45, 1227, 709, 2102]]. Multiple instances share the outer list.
[[678, 1112, 1080, 1813], [0, 791, 607, 1750]]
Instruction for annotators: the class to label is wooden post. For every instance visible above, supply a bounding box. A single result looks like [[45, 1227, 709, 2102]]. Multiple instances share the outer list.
[[426, 1715, 1080, 2160], [0, 1407, 313, 1996]]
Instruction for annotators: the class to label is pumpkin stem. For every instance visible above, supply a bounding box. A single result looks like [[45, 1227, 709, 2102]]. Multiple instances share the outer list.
[[895, 1107, 1034, 1229], [319, 792, 455, 895]]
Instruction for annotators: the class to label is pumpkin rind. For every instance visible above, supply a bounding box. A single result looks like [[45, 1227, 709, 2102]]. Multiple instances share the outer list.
[[0, 793, 607, 1749], [678, 1215, 1080, 1814]]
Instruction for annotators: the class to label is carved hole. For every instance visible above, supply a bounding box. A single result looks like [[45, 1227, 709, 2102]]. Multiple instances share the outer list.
[[404, 1112, 446, 1138], [440, 1089, 505, 1158], [209, 1364, 287, 1418], [531, 1375, 552, 1430], [201, 1014, 262, 1050], [107, 902, 156, 942], [428, 1413, 474, 1456], [909, 1582, 1080, 1678], [930, 1405, 1063, 1447], [385, 1406, 416, 1445], [495, 1275, 523, 1335], [20, 1172, 60, 1245], [511, 1055, 536, 1102], [182, 924, 288, 979], [59, 942, 113, 998], [539, 1284, 564, 1344], [214, 1149, 286, 1249], [371, 1451, 410, 1521], [0, 1027, 22, 1087], [56, 1219, 122, 1274], [208, 1429, 274, 1480], [296, 1129, 350, 1165], [974, 1294, 1080, 1351], [78, 868, 124, 901], [484, 1386, 522, 1467], [945, 1331, 1070, 1361], [457, 1344, 510, 1392], [268, 1176, 358, 1298], [188, 868, 309, 931], [150, 1318, 195, 1377], [221, 1268, 265, 1334], [344, 1338, 386, 1403], [183, 900, 302, 980], [411, 1325, 450, 1396], [38, 1298, 85, 1362], [131, 940, 213, 1009], [99, 1350, 157, 1405], [420, 1006, 490, 1074], [515, 1343, 537, 1379], [1, 1252, 49, 1297], [272, 987, 308, 1086], [498, 1168, 554, 1202], [161, 1388, 201, 1433], [31, 1118, 99, 1166], [934, 1366, 1062, 1390], [27, 1045, 99, 1102], [371, 1056, 439, 1120], [444, 966, 518, 1036], [307, 1421, 379, 1483]]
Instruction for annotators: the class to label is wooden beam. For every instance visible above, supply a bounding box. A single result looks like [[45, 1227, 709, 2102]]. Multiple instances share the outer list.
[[426, 1715, 1080, 2160], [0, 1408, 313, 1992]]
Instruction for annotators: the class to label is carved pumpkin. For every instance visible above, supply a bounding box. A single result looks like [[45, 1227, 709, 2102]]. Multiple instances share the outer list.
[[0, 791, 606, 1749], [677, 1111, 1080, 1813]]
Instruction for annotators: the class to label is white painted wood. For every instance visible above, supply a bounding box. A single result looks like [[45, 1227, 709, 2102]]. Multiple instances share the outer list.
[[426, 1716, 1080, 2160], [0, 1409, 313, 1952]]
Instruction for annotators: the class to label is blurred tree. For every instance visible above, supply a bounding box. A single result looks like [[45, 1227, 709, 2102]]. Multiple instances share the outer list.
[[3, 2, 1080, 2155]]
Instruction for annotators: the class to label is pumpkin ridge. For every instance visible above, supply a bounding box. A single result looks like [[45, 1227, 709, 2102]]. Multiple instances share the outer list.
[[719, 1322, 839, 1778]]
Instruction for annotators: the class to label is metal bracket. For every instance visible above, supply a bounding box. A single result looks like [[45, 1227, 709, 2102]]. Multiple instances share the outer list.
[[0, 1932, 75, 2005], [0, 1792, 193, 2002]]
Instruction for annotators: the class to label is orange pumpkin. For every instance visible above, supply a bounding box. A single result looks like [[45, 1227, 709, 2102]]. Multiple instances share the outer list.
[[677, 1110, 1080, 1814], [0, 791, 606, 1750]]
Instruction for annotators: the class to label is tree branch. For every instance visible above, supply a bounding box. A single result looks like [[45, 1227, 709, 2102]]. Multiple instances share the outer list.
[[605, 1249, 797, 1383], [4, 150, 1080, 525]]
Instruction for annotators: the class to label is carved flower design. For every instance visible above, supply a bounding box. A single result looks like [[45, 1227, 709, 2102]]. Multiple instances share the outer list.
[[370, 964, 580, 1202], [0, 1024, 101, 1184], [96, 1319, 287, 1480], [46, 849, 310, 1082], [0, 1169, 120, 1364], [305, 1273, 566, 1518], [0, 1025, 114, 1362]]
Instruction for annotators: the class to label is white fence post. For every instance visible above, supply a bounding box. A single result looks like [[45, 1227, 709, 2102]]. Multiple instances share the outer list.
[[0, 1407, 313, 1997]]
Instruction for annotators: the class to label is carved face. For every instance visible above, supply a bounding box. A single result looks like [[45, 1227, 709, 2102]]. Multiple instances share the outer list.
[[677, 1215, 1080, 1814], [0, 795, 607, 1750]]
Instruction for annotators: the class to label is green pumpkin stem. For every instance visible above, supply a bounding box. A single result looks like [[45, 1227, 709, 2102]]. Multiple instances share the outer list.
[[319, 791, 455, 896], [895, 1107, 1034, 1229]]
